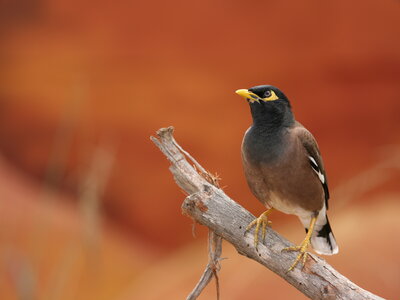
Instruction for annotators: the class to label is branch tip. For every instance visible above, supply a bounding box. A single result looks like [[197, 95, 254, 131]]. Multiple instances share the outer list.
[[156, 126, 174, 138]]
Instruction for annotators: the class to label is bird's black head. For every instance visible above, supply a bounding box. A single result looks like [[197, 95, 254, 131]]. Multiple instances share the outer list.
[[235, 85, 294, 129]]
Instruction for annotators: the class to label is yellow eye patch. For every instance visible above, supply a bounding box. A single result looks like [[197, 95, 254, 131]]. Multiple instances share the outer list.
[[263, 90, 279, 101]]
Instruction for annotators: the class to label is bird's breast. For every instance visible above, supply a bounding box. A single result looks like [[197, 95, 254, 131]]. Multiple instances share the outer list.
[[242, 126, 288, 165]]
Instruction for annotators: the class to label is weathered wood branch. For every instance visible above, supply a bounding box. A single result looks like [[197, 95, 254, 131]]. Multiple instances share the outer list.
[[151, 126, 383, 300]]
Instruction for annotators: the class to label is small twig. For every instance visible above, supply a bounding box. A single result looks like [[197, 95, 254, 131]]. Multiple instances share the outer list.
[[151, 126, 384, 300], [172, 137, 208, 176], [186, 231, 223, 300]]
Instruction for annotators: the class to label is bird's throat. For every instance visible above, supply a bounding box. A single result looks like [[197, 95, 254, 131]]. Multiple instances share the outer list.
[[249, 101, 294, 130]]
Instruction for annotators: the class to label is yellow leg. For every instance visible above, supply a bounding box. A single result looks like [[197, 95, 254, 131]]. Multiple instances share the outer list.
[[282, 216, 317, 271], [245, 208, 274, 249]]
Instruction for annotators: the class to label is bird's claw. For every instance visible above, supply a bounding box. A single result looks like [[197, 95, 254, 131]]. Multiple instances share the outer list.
[[282, 238, 311, 271], [244, 209, 274, 249]]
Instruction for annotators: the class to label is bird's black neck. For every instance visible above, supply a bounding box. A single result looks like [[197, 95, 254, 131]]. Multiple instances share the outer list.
[[245, 101, 294, 164], [249, 100, 295, 135]]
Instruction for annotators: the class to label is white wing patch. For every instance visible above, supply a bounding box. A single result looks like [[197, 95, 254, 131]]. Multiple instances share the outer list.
[[308, 156, 325, 184]]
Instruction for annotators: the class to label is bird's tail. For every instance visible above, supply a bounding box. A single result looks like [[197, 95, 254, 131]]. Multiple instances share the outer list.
[[310, 215, 339, 255]]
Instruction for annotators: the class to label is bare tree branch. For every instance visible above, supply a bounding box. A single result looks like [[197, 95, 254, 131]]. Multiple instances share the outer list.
[[150, 126, 383, 300]]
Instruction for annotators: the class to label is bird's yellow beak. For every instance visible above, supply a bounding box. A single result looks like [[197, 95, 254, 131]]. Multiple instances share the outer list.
[[235, 89, 261, 103]]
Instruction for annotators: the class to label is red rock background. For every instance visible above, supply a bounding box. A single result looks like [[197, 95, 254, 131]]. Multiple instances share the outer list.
[[0, 0, 399, 299]]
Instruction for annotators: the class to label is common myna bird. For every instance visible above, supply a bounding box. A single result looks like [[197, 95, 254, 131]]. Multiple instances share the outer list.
[[236, 85, 338, 271]]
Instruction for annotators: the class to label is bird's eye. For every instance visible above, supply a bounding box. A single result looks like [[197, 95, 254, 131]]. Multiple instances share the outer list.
[[263, 90, 272, 98]]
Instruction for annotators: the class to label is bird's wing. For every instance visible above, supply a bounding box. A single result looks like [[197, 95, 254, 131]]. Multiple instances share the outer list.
[[293, 122, 330, 208]]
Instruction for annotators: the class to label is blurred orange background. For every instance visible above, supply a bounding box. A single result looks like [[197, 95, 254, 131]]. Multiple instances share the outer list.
[[1, 0, 399, 299]]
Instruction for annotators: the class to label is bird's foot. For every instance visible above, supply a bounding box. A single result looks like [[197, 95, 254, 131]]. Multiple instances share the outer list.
[[244, 208, 274, 250], [282, 216, 317, 271], [282, 238, 311, 272]]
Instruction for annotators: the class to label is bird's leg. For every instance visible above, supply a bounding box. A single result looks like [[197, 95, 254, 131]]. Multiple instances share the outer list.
[[245, 208, 274, 249], [282, 216, 317, 271]]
